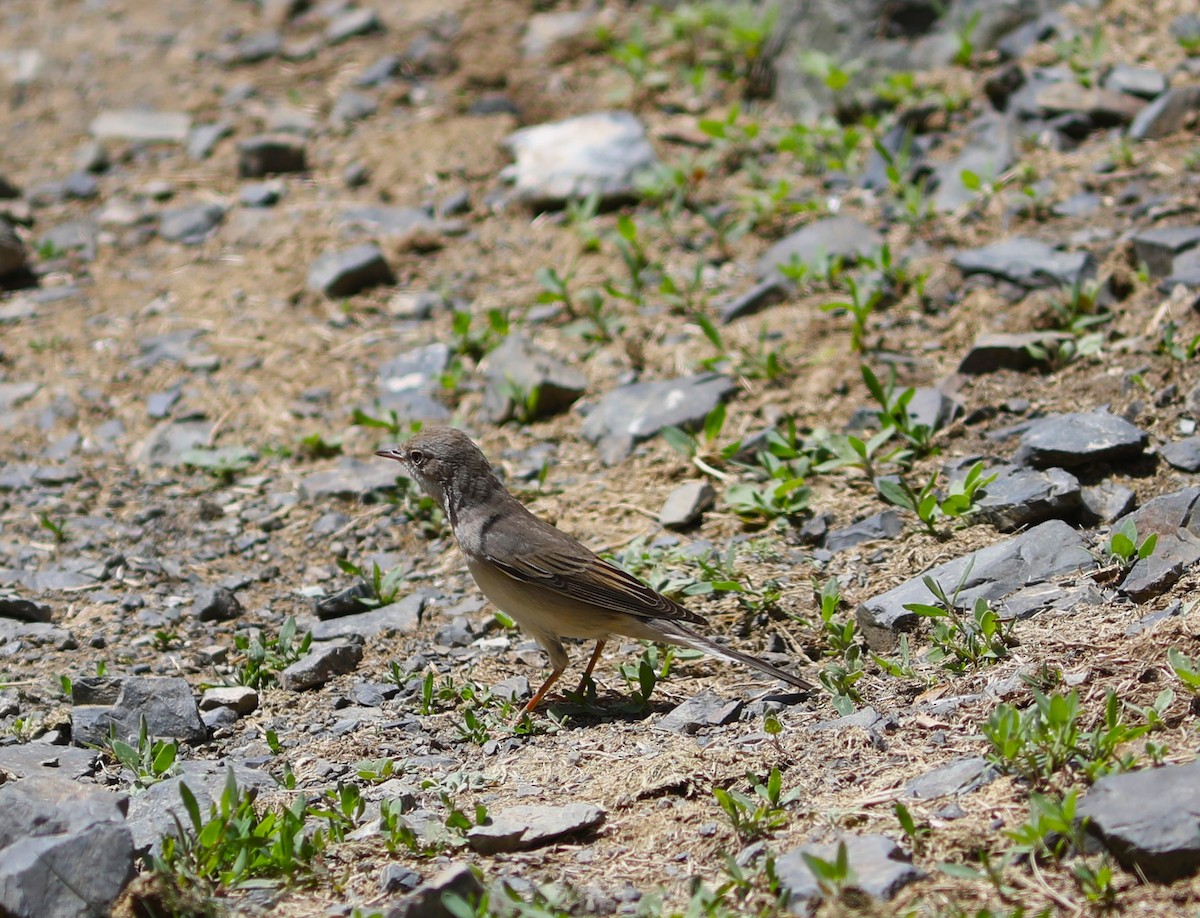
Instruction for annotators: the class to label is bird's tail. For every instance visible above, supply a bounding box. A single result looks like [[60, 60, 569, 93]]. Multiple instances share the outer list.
[[661, 622, 814, 692]]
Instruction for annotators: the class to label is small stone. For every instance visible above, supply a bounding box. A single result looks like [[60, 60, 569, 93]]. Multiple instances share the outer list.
[[905, 757, 995, 799], [192, 586, 243, 622], [776, 835, 923, 906], [467, 803, 604, 854], [1079, 481, 1137, 525], [237, 134, 307, 177], [90, 110, 190, 143], [279, 642, 364, 690], [659, 480, 715, 530], [1129, 85, 1200, 141], [238, 181, 282, 207], [198, 686, 259, 715], [187, 122, 232, 161], [158, 203, 224, 244], [825, 510, 904, 553], [1132, 225, 1200, 278], [306, 244, 394, 298], [478, 333, 587, 422], [326, 8, 382, 45], [717, 278, 788, 323], [309, 594, 425, 640], [386, 864, 483, 918], [657, 690, 741, 734], [953, 237, 1095, 289], [1162, 435, 1200, 471], [757, 215, 882, 280], [1102, 64, 1166, 100], [1014, 411, 1148, 469]]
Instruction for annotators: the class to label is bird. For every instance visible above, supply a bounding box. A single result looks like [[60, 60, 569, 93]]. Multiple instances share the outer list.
[[375, 426, 813, 712]]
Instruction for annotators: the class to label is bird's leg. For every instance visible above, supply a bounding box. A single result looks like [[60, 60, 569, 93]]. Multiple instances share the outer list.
[[523, 665, 565, 713], [574, 640, 606, 695]]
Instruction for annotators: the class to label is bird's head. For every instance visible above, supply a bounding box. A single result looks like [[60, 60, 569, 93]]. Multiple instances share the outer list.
[[375, 426, 495, 511]]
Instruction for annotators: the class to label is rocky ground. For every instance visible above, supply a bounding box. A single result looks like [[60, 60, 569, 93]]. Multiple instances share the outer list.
[[3, 0, 1200, 915]]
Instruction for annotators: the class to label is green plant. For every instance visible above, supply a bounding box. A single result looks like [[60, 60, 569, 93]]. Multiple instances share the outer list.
[[180, 446, 256, 482], [874, 133, 932, 226], [952, 10, 983, 66], [1168, 646, 1200, 694], [351, 408, 423, 441], [450, 307, 509, 361], [564, 191, 602, 252], [904, 564, 1012, 673], [299, 431, 342, 458], [878, 461, 997, 537], [1104, 518, 1157, 572], [37, 512, 69, 544], [713, 767, 800, 842], [800, 841, 855, 900], [811, 427, 904, 481], [821, 275, 883, 353], [152, 628, 179, 651], [893, 801, 931, 854], [1004, 790, 1116, 903], [336, 559, 407, 608], [861, 364, 938, 456], [1157, 319, 1200, 361], [607, 214, 652, 305], [232, 616, 312, 690]]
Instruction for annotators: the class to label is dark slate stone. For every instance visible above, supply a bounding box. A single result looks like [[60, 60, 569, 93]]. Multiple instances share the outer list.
[[0, 775, 134, 918], [503, 111, 659, 207], [39, 220, 98, 259], [1052, 191, 1102, 218], [776, 835, 923, 908], [952, 462, 1080, 531], [1102, 64, 1166, 100], [192, 585, 243, 622], [479, 333, 587, 422], [717, 278, 787, 323], [216, 30, 282, 66], [1078, 759, 1200, 881], [1132, 225, 1200, 278], [306, 244, 394, 298], [905, 757, 995, 799], [158, 202, 224, 244], [385, 863, 484, 918], [825, 510, 904, 553], [907, 387, 963, 431], [1164, 247, 1200, 289], [466, 803, 604, 854], [330, 89, 378, 127], [376, 342, 452, 421], [1013, 411, 1149, 469], [130, 420, 214, 467], [579, 373, 737, 465], [314, 582, 374, 619], [308, 593, 425, 640], [659, 480, 716, 531], [953, 237, 1095, 289], [298, 457, 405, 500], [856, 520, 1094, 650], [1126, 600, 1184, 635], [657, 690, 742, 734], [1080, 481, 1137, 525], [1109, 488, 1200, 600], [998, 580, 1103, 621], [1034, 80, 1144, 126], [326, 7, 382, 44], [984, 62, 1025, 110], [931, 114, 1016, 212], [238, 181, 282, 207], [237, 134, 307, 177], [1162, 435, 1200, 471], [0, 743, 97, 781], [0, 597, 51, 623], [278, 642, 364, 690], [64, 171, 99, 200], [355, 53, 401, 87], [71, 676, 206, 747], [757, 215, 882, 279], [146, 387, 181, 420], [1129, 85, 1200, 141]]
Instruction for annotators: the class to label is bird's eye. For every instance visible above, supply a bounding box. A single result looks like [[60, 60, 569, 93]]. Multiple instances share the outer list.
[[407, 447, 426, 465]]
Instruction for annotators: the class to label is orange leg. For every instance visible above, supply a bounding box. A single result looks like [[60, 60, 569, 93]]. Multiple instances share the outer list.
[[575, 640, 607, 694], [523, 665, 565, 713]]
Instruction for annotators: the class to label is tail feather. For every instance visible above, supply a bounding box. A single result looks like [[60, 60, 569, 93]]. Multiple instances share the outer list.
[[662, 623, 814, 692]]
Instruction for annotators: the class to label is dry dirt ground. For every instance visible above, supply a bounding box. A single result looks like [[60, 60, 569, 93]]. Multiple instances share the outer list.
[[3, 0, 1200, 915]]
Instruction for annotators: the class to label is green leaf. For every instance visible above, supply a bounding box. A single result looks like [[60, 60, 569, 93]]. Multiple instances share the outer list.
[[659, 425, 696, 457], [960, 169, 981, 190]]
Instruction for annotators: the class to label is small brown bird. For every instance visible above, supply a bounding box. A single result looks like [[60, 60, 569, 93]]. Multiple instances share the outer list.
[[376, 426, 813, 712]]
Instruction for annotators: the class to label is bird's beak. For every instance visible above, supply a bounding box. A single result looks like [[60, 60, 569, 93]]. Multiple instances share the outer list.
[[375, 446, 404, 461]]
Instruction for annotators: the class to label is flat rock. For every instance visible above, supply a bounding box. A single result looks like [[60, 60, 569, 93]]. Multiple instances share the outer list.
[[1129, 85, 1200, 141], [1078, 759, 1200, 881], [89, 109, 190, 143], [857, 519, 1095, 650], [326, 7, 382, 44], [522, 9, 595, 60], [998, 580, 1103, 620], [931, 115, 1016, 212], [717, 278, 788, 323], [158, 202, 225, 244], [338, 206, 454, 251], [953, 462, 1080, 531], [466, 803, 605, 854], [237, 134, 307, 177], [1014, 411, 1148, 469], [1035, 81, 1145, 125], [279, 642, 364, 690], [0, 743, 97, 780], [656, 690, 741, 734], [307, 244, 394, 298], [1103, 64, 1166, 99], [1113, 487, 1200, 600], [479, 333, 588, 422], [503, 111, 659, 207], [1132, 225, 1200, 278], [953, 237, 1095, 289], [776, 835, 923, 908], [579, 373, 736, 465], [376, 342, 453, 421], [384, 863, 484, 918], [757, 215, 881, 279], [71, 676, 207, 747], [0, 596, 51, 623], [905, 757, 995, 799], [1163, 435, 1200, 471], [659, 480, 716, 530], [308, 593, 425, 640], [198, 686, 259, 715], [825, 510, 904, 553], [188, 121, 232, 161], [299, 457, 405, 500], [1080, 481, 1137, 524], [0, 775, 134, 918]]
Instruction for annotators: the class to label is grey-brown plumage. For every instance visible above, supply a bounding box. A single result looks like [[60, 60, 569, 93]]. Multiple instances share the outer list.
[[376, 426, 813, 711]]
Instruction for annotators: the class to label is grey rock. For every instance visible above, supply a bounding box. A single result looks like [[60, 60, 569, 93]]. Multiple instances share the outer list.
[[1014, 411, 1148, 469], [1078, 759, 1200, 881], [1080, 481, 1137, 525], [907, 387, 963, 431], [1115, 486, 1200, 601], [192, 585, 243, 622], [954, 462, 1080, 531], [953, 237, 1095, 289], [216, 30, 281, 66], [355, 53, 401, 87], [757, 215, 882, 279], [467, 803, 604, 854], [1126, 600, 1184, 635], [1129, 85, 1200, 141], [0, 380, 39, 412], [64, 171, 99, 200], [857, 520, 1094, 650], [0, 743, 97, 780], [1165, 246, 1200, 288], [159, 202, 225, 244], [1132, 225, 1200, 278], [931, 115, 1016, 212], [776, 835, 923, 907], [807, 706, 882, 733], [338, 206, 451, 250], [326, 7, 382, 44], [581, 374, 736, 465], [238, 181, 282, 207], [198, 686, 259, 715], [0, 597, 51, 623], [1052, 191, 1102, 218], [999, 580, 1103, 620], [905, 757, 995, 799], [376, 342, 453, 420], [313, 582, 374, 619], [489, 676, 530, 703], [479, 333, 587, 422], [657, 690, 742, 734], [307, 244, 394, 297], [1034, 80, 1145, 125], [659, 480, 716, 530], [279, 642, 364, 690], [825, 510, 904, 553], [0, 220, 28, 278], [522, 10, 595, 60], [298, 457, 405, 500], [39, 220, 98, 259], [309, 594, 425, 640], [385, 863, 483, 918], [1102, 64, 1166, 99], [504, 111, 659, 207], [146, 387, 181, 419], [0, 775, 134, 918], [237, 134, 307, 177], [130, 421, 214, 467], [331, 89, 377, 127], [1163, 435, 1200, 471], [90, 109, 190, 143], [71, 676, 207, 747], [717, 278, 788, 323]]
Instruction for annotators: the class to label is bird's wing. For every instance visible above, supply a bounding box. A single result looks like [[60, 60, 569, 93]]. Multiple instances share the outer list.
[[483, 535, 706, 626]]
